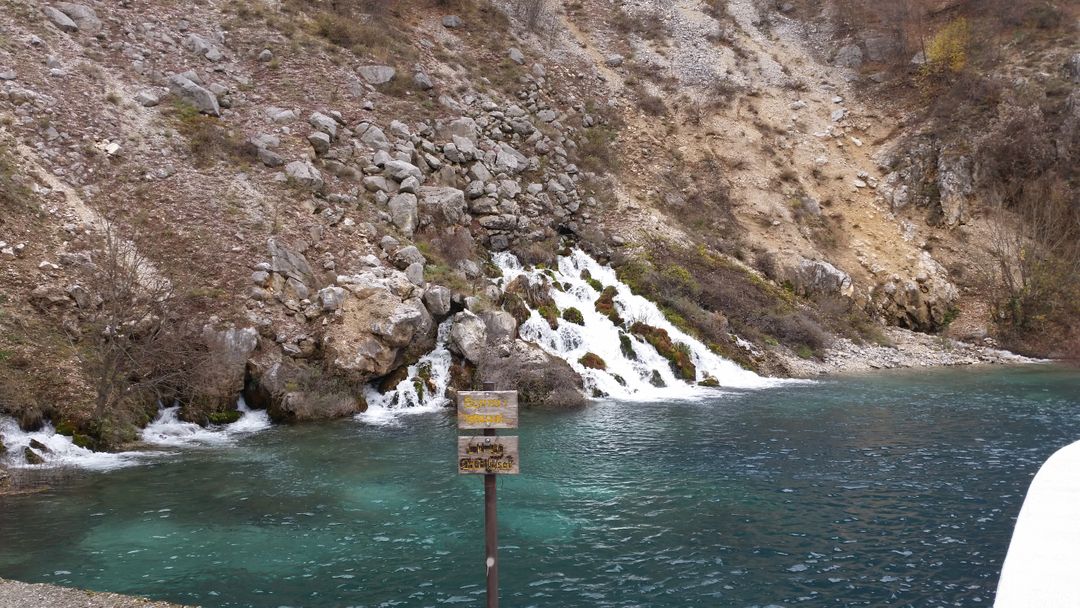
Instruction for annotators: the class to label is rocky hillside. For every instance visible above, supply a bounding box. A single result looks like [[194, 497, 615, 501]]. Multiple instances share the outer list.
[[0, 0, 1075, 453]]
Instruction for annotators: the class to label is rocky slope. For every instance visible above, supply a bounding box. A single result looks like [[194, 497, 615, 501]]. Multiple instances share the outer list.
[[0, 0, 1075, 459]]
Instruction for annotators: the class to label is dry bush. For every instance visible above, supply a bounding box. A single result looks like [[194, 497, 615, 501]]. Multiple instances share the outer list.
[[169, 102, 257, 168], [611, 8, 670, 42]]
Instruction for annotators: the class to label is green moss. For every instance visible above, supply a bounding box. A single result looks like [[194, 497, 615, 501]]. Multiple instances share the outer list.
[[795, 344, 815, 359], [586, 277, 604, 292], [630, 323, 696, 381], [578, 352, 607, 370], [562, 307, 585, 325], [619, 332, 637, 360], [699, 376, 720, 387], [55, 421, 76, 436], [208, 410, 243, 425], [595, 286, 624, 326], [72, 434, 94, 449], [537, 304, 560, 330]]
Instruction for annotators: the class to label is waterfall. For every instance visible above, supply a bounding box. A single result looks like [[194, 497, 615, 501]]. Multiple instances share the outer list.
[[360, 319, 455, 423], [141, 396, 271, 447], [493, 248, 782, 399], [0, 416, 145, 470]]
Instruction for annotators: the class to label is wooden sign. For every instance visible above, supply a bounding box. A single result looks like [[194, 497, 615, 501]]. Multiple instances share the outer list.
[[458, 436, 519, 475], [457, 391, 518, 429]]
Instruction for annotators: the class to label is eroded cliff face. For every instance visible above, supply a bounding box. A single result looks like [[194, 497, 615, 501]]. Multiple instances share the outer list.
[[0, 0, 1074, 448]]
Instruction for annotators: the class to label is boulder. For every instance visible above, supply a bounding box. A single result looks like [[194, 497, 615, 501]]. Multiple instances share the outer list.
[[24, 447, 46, 465], [936, 152, 973, 226], [318, 286, 347, 311], [789, 258, 853, 298], [55, 3, 100, 33], [423, 285, 452, 318], [308, 111, 338, 140], [308, 132, 331, 155], [167, 73, 220, 116], [605, 54, 624, 67], [390, 245, 425, 269], [440, 117, 478, 143], [494, 143, 528, 174], [324, 274, 435, 382], [357, 123, 390, 150], [385, 160, 423, 182], [388, 193, 419, 235], [833, 44, 863, 69], [245, 355, 365, 422], [183, 33, 224, 61], [413, 71, 434, 90], [285, 160, 324, 192], [449, 310, 487, 364], [477, 340, 584, 408], [268, 237, 316, 288], [481, 310, 518, 345], [418, 186, 467, 226], [442, 15, 462, 28], [184, 326, 258, 416], [43, 6, 78, 32], [359, 65, 396, 85], [1067, 53, 1080, 84], [508, 47, 525, 65]]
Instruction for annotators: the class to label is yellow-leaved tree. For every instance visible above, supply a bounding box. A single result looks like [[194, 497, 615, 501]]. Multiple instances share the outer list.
[[921, 17, 970, 83]]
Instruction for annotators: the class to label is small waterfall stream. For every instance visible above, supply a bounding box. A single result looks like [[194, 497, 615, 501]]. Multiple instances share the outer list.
[[494, 249, 779, 399], [141, 397, 271, 447], [360, 319, 455, 424]]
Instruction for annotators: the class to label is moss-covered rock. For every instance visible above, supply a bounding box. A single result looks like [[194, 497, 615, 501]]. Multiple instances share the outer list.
[[649, 369, 666, 387], [595, 286, 623, 325], [537, 304, 560, 330], [619, 332, 637, 359], [54, 420, 77, 436], [630, 323, 696, 381], [72, 434, 94, 449], [24, 446, 45, 465], [578, 352, 607, 370], [378, 364, 411, 393], [208, 410, 243, 425], [699, 376, 720, 387], [562, 307, 584, 325]]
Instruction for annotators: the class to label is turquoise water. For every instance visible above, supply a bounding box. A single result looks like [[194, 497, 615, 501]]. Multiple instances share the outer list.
[[1, 365, 1078, 607]]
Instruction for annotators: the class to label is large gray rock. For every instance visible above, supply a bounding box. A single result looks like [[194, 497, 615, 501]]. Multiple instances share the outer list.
[[790, 258, 853, 298], [309, 111, 338, 140], [477, 340, 585, 408], [268, 237, 317, 288], [388, 193, 419, 235], [167, 73, 220, 116], [55, 3, 100, 33], [937, 152, 973, 226], [423, 284, 452, 318], [442, 15, 462, 28], [43, 6, 78, 32], [508, 47, 525, 65], [390, 245, 425, 269], [358, 65, 396, 85], [440, 117, 478, 143], [494, 143, 528, 174], [385, 160, 423, 182], [183, 33, 224, 61], [189, 326, 258, 412], [418, 186, 467, 226], [324, 270, 435, 383], [357, 123, 390, 150], [285, 160, 324, 192], [833, 44, 864, 69], [481, 311, 518, 345], [449, 310, 487, 364]]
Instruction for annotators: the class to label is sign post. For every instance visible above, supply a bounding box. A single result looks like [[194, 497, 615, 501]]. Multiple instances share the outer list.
[[458, 386, 518, 608]]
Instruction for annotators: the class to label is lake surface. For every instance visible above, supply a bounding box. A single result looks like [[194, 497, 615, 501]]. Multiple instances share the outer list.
[[1, 365, 1078, 607]]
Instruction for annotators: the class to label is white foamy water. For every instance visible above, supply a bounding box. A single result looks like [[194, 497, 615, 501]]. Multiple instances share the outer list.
[[141, 397, 271, 447], [359, 320, 455, 426], [0, 417, 148, 471], [0, 398, 272, 470], [494, 249, 788, 399]]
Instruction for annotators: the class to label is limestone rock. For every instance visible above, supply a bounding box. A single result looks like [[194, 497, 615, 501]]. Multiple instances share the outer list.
[[268, 237, 316, 288], [285, 160, 324, 192], [43, 6, 78, 32], [423, 285, 452, 318], [167, 73, 220, 116], [359, 65, 396, 85], [388, 193, 419, 235], [477, 340, 584, 408], [449, 310, 487, 364], [418, 186, 467, 227], [833, 44, 863, 69], [442, 15, 462, 28]]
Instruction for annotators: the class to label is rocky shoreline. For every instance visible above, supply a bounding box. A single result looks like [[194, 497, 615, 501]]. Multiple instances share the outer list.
[[778, 326, 1038, 377], [0, 578, 193, 608]]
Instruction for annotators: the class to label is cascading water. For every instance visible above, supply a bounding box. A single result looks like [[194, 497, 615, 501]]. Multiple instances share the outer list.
[[360, 319, 455, 424], [0, 417, 145, 470], [0, 398, 271, 469], [494, 248, 784, 399], [141, 397, 271, 447]]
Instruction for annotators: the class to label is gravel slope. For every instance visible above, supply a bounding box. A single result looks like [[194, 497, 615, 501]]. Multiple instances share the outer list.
[[0, 579, 193, 608]]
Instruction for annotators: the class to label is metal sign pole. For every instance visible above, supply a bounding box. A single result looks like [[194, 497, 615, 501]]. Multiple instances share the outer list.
[[482, 382, 498, 608], [484, 427, 498, 608], [457, 383, 518, 608]]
